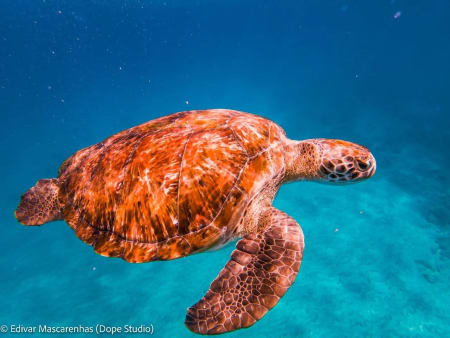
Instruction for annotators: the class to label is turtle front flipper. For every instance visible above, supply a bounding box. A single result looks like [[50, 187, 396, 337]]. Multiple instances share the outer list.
[[185, 207, 304, 334]]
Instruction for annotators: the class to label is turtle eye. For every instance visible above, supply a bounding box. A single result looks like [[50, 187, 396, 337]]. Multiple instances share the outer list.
[[357, 159, 371, 171]]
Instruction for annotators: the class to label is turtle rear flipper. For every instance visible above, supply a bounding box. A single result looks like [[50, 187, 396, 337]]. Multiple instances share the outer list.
[[15, 178, 63, 226]]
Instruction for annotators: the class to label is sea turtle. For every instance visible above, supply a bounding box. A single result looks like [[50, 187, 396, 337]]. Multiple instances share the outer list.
[[15, 109, 376, 334]]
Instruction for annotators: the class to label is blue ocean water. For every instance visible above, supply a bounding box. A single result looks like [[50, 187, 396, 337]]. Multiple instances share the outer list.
[[1, 0, 449, 337]]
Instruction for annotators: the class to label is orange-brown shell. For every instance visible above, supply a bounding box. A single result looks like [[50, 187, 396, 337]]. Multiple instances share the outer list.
[[58, 109, 287, 262]]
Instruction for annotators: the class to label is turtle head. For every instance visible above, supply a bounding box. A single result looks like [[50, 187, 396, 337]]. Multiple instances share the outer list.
[[315, 139, 376, 183], [284, 138, 376, 183]]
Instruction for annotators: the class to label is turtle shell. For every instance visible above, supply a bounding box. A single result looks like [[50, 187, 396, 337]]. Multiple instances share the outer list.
[[58, 109, 287, 262]]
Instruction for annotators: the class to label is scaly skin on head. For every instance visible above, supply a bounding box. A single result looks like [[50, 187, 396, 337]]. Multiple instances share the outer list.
[[284, 138, 376, 183]]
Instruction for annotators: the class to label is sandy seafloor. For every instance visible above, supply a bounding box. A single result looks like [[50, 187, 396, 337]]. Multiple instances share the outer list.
[[0, 1, 449, 337]]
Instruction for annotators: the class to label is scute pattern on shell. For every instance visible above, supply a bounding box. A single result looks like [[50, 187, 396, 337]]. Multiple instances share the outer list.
[[57, 109, 287, 262]]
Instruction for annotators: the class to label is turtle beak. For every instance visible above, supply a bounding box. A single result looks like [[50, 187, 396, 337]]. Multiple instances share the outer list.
[[358, 152, 376, 179], [368, 154, 376, 177]]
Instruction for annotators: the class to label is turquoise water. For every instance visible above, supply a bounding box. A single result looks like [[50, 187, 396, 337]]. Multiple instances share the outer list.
[[1, 1, 449, 337]]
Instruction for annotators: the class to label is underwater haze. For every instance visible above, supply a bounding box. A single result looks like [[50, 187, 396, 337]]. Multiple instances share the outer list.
[[1, 0, 449, 337]]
